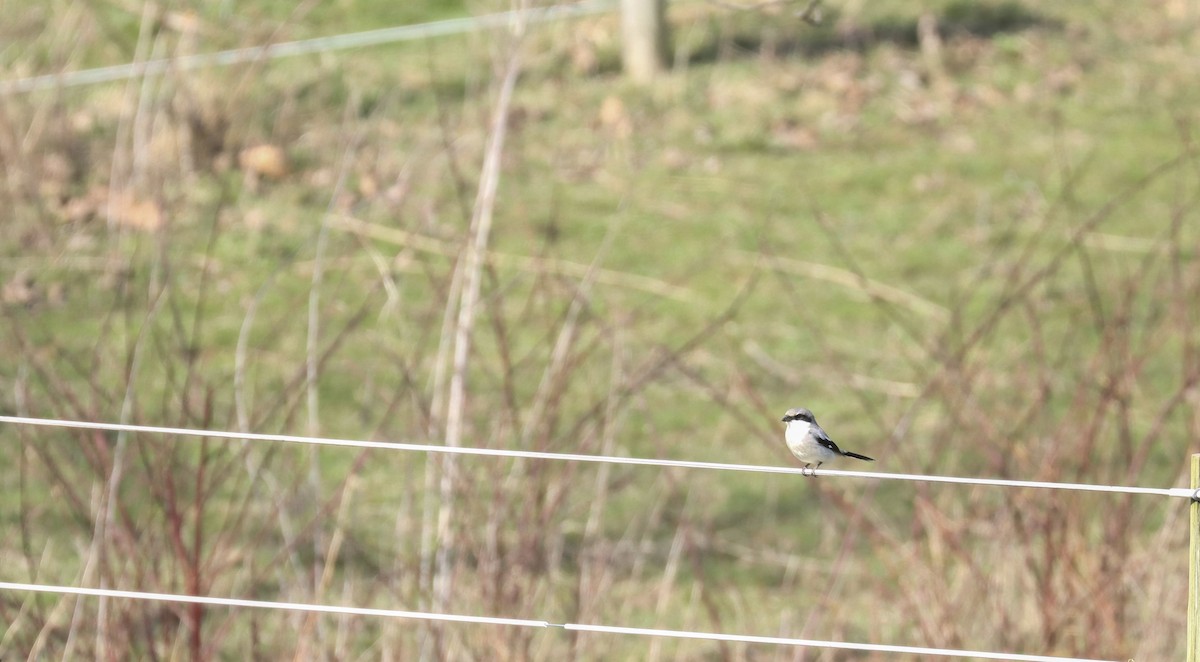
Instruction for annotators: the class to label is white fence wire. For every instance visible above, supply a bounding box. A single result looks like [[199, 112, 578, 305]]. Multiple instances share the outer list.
[[1, 415, 1193, 499], [0, 0, 615, 95], [0, 581, 1117, 662], [1, 414, 1186, 660]]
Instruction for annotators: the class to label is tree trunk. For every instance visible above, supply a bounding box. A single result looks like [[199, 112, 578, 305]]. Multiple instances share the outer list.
[[621, 0, 667, 83]]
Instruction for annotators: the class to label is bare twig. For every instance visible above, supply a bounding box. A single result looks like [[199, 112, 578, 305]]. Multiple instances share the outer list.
[[707, 0, 823, 24], [430, 7, 529, 657], [330, 215, 699, 303]]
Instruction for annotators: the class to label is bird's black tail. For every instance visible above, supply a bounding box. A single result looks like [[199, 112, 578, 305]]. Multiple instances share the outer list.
[[843, 451, 874, 462]]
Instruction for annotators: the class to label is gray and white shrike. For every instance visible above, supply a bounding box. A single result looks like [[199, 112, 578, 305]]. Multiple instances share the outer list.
[[781, 407, 874, 474]]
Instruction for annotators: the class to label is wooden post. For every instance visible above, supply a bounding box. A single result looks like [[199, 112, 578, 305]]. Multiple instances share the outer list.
[[620, 0, 667, 83], [1190, 453, 1200, 662]]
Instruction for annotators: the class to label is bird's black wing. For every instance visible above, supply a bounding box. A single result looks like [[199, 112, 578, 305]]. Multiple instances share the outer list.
[[812, 426, 844, 455]]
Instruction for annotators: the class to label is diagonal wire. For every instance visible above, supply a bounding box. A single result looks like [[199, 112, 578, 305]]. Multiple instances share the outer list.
[[0, 582, 1118, 662], [0, 581, 547, 627], [0, 0, 615, 95], [1, 415, 1195, 499], [564, 623, 1116, 662]]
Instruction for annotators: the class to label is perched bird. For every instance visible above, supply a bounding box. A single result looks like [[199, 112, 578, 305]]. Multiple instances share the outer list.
[[781, 407, 874, 474]]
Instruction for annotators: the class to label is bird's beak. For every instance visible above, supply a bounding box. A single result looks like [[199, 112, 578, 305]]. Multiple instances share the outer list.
[[780, 416, 788, 422]]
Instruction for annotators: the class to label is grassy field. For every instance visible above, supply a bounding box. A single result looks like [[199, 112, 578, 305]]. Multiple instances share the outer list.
[[2, 0, 1199, 659]]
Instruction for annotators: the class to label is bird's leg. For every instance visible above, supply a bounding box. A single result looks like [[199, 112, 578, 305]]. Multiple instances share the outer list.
[[802, 463, 813, 477]]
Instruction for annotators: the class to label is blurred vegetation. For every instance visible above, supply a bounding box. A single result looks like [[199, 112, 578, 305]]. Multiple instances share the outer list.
[[1, 0, 1198, 660]]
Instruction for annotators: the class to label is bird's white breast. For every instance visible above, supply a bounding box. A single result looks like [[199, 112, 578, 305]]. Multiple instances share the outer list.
[[784, 420, 811, 454], [785, 419, 837, 464]]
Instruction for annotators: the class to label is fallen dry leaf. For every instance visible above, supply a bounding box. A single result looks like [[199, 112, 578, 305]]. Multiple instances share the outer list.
[[598, 95, 632, 138], [108, 190, 164, 232], [238, 144, 288, 180], [3, 270, 36, 306]]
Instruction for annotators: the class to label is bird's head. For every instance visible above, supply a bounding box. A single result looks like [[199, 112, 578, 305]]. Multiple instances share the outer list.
[[781, 407, 815, 423]]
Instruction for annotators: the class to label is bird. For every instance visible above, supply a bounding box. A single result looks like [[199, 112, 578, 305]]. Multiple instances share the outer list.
[[781, 407, 874, 475]]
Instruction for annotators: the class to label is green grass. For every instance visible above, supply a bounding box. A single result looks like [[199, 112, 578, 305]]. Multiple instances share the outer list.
[[2, 0, 1198, 658]]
